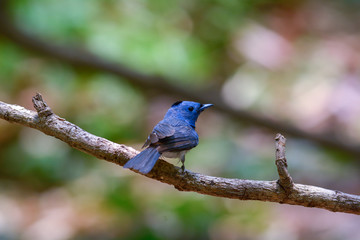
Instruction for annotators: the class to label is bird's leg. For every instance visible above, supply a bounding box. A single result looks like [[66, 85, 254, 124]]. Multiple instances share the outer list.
[[180, 154, 185, 173]]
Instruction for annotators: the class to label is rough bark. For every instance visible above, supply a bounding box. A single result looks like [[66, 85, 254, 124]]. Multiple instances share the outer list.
[[0, 94, 359, 215]]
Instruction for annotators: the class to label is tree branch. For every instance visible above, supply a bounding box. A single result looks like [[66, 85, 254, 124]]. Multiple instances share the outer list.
[[1, 3, 360, 158], [0, 94, 359, 215]]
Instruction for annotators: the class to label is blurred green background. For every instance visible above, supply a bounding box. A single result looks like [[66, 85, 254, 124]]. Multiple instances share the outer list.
[[1, 0, 360, 239]]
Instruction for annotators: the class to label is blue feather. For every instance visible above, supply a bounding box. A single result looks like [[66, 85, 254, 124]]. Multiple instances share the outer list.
[[124, 101, 213, 173], [124, 147, 161, 174]]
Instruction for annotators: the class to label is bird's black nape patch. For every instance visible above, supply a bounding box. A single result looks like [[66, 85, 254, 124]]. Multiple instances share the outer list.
[[171, 101, 183, 107]]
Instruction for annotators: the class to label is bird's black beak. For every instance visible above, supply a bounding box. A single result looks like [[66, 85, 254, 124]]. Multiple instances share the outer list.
[[199, 103, 213, 112]]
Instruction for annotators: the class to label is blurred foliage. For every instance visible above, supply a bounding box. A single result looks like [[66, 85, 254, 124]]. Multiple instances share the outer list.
[[1, 0, 360, 239]]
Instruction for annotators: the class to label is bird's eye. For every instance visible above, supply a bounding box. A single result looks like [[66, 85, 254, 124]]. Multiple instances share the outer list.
[[188, 106, 194, 111]]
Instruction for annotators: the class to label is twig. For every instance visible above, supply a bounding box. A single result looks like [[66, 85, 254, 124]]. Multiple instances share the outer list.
[[1, 2, 360, 158], [275, 133, 294, 191], [0, 94, 359, 215]]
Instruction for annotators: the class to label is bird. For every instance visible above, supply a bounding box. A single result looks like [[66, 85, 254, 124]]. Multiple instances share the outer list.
[[124, 101, 213, 174]]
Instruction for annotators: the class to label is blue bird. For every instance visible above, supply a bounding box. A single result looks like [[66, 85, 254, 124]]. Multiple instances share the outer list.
[[124, 101, 213, 174]]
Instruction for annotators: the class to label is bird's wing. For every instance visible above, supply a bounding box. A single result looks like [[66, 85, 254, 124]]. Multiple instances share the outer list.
[[157, 126, 199, 152], [142, 122, 176, 148]]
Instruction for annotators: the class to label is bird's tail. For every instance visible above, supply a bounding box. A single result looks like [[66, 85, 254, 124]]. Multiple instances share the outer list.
[[123, 147, 161, 174]]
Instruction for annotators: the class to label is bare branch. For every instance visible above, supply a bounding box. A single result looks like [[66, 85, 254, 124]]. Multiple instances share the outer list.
[[0, 95, 359, 215], [1, 3, 360, 158]]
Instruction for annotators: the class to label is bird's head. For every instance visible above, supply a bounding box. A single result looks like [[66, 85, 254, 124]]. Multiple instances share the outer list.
[[164, 101, 213, 128]]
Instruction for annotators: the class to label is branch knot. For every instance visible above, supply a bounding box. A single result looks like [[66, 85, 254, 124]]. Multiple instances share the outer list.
[[32, 93, 53, 118]]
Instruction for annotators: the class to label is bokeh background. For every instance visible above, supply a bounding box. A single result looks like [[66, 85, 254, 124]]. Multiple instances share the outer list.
[[1, 0, 360, 239]]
